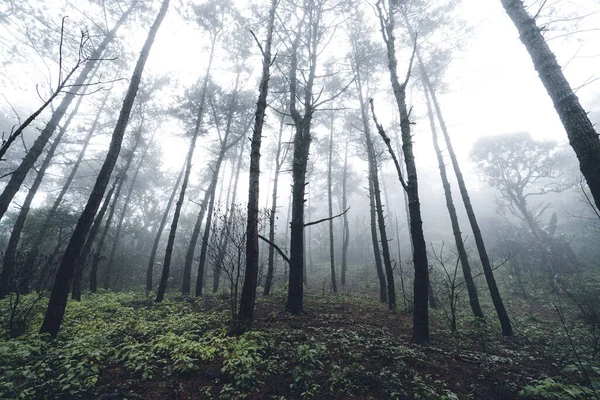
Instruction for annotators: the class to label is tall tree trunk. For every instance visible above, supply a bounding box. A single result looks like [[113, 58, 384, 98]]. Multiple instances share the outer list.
[[103, 130, 151, 290], [376, 0, 429, 342], [264, 119, 285, 296], [419, 53, 513, 337], [89, 132, 141, 292], [194, 95, 244, 297], [21, 87, 110, 286], [0, 2, 136, 221], [72, 178, 119, 301], [89, 177, 125, 293], [179, 37, 218, 295], [423, 79, 485, 319], [147, 163, 184, 294], [39, 0, 169, 338], [238, 0, 276, 324], [0, 124, 67, 298], [369, 178, 388, 303], [341, 140, 350, 287], [327, 112, 338, 294], [369, 141, 396, 310], [394, 212, 408, 309], [1, 74, 95, 297], [499, 0, 600, 210]]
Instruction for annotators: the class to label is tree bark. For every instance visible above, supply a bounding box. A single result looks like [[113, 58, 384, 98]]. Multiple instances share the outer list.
[[340, 140, 350, 287], [327, 112, 338, 294], [376, 0, 429, 342], [146, 162, 184, 294], [0, 125, 67, 298], [72, 177, 119, 301], [21, 87, 110, 288], [39, 0, 169, 338], [237, 0, 277, 326], [0, 1, 136, 221], [369, 178, 388, 303], [420, 52, 513, 337], [423, 77, 485, 319], [264, 118, 285, 296], [499, 0, 600, 211], [178, 37, 218, 295], [103, 130, 152, 290]]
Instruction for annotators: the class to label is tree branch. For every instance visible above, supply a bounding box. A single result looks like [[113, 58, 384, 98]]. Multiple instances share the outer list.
[[258, 234, 290, 264], [304, 207, 350, 228]]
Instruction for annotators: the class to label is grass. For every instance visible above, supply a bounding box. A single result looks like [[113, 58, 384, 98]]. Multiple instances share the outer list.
[[0, 289, 598, 399]]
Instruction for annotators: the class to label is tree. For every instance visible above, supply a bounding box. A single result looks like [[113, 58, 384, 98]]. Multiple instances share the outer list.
[[39, 0, 170, 338], [146, 163, 185, 294], [499, 0, 600, 212], [471, 132, 575, 275], [374, 0, 429, 342], [0, 1, 137, 221]]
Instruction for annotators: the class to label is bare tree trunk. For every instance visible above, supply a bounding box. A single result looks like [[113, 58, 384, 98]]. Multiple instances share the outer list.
[[0, 2, 136, 221], [90, 133, 141, 292], [394, 212, 407, 309], [179, 37, 218, 295], [238, 0, 277, 325], [1, 123, 67, 298], [327, 112, 338, 294], [39, 0, 169, 338], [21, 88, 110, 286], [376, 0, 429, 342], [103, 131, 152, 290], [341, 141, 350, 287], [369, 178, 388, 303], [89, 177, 124, 293], [146, 163, 184, 294], [500, 0, 600, 210], [264, 119, 285, 296], [420, 53, 512, 337], [423, 79, 485, 319], [72, 178, 119, 301]]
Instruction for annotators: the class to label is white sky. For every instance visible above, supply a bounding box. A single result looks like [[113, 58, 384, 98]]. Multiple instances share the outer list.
[[1, 0, 600, 222]]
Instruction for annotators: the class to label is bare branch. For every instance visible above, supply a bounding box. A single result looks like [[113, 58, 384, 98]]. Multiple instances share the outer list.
[[304, 207, 350, 228], [258, 234, 290, 264]]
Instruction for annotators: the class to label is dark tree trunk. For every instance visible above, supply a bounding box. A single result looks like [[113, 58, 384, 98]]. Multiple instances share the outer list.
[[147, 163, 184, 294], [194, 98, 245, 297], [103, 130, 151, 290], [376, 0, 429, 342], [195, 191, 216, 297], [420, 54, 513, 337], [39, 0, 169, 338], [368, 178, 388, 303], [22, 87, 110, 287], [72, 178, 119, 301], [422, 78, 485, 319], [500, 0, 600, 211], [394, 212, 408, 309], [178, 37, 218, 295], [238, 0, 276, 326], [157, 114, 201, 302], [0, 2, 136, 221], [340, 141, 350, 286], [264, 119, 285, 296], [356, 72, 395, 309], [369, 140, 396, 310], [327, 113, 338, 294], [0, 122, 67, 298], [89, 177, 125, 293]]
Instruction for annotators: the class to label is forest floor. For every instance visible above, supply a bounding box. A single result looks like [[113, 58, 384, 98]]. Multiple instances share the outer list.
[[1, 290, 598, 399]]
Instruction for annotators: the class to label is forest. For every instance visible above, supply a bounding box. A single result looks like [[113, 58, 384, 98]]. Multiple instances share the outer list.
[[1, 0, 600, 398]]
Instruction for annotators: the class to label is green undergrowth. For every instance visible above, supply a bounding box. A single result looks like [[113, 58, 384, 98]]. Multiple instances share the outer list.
[[0, 291, 598, 399]]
